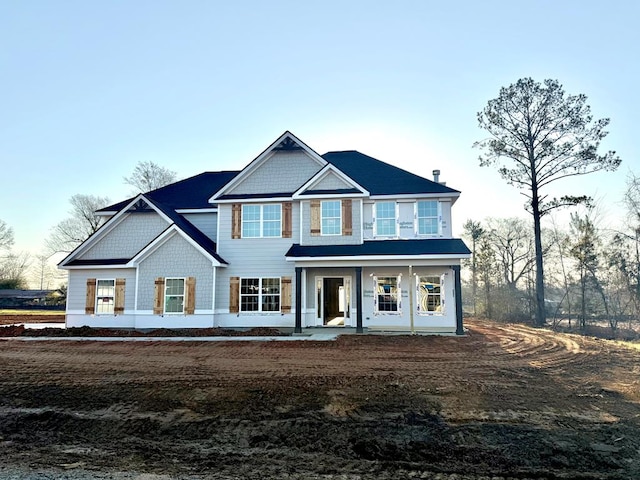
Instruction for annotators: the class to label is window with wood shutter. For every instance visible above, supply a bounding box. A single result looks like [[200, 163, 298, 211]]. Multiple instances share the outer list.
[[229, 276, 240, 313], [282, 202, 292, 238], [85, 278, 97, 314], [310, 200, 321, 236], [342, 199, 352, 236], [281, 277, 292, 313], [114, 278, 126, 314], [185, 277, 196, 315], [153, 277, 165, 314], [231, 204, 242, 239]]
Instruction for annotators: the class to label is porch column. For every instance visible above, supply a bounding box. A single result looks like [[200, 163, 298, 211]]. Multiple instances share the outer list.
[[294, 267, 303, 334], [355, 266, 363, 333], [452, 265, 464, 335]]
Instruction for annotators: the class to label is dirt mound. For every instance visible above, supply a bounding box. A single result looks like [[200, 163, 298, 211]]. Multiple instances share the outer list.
[[0, 318, 638, 479], [0, 324, 287, 337]]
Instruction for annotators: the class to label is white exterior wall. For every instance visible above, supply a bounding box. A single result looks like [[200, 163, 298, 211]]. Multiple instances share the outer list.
[[363, 198, 452, 240], [81, 213, 169, 260], [228, 151, 322, 195], [361, 266, 457, 332]]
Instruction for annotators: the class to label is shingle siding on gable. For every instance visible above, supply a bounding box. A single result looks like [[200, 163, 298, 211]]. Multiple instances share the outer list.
[[137, 234, 213, 312], [311, 172, 352, 190], [227, 151, 322, 195], [81, 213, 169, 260], [182, 212, 218, 242], [300, 199, 362, 246]]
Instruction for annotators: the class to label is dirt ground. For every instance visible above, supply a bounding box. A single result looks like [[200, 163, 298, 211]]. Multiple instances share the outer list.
[[0, 319, 639, 479]]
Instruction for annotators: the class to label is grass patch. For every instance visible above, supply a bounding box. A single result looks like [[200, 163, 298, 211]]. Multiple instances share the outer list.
[[0, 310, 64, 316]]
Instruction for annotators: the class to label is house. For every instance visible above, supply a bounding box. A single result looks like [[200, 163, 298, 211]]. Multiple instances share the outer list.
[[59, 131, 471, 334]]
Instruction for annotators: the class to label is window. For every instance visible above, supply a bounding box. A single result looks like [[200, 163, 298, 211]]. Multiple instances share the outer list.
[[242, 204, 281, 238], [321, 200, 341, 235], [96, 279, 115, 314], [164, 278, 185, 314], [417, 275, 444, 314], [417, 201, 439, 235], [240, 277, 281, 312], [375, 202, 397, 236], [374, 276, 401, 314]]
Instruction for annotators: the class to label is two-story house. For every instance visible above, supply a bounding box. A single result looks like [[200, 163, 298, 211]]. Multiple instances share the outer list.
[[59, 131, 471, 334]]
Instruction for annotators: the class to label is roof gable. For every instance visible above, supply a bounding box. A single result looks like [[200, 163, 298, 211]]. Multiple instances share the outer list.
[[293, 163, 369, 198], [210, 131, 327, 201], [322, 151, 460, 197]]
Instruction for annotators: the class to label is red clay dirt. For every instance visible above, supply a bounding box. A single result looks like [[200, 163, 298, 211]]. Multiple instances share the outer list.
[[0, 318, 638, 479]]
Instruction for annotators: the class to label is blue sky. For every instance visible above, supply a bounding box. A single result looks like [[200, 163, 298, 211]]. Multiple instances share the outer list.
[[1, 0, 637, 259]]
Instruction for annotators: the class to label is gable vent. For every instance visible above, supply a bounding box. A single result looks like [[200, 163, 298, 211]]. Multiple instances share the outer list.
[[274, 137, 303, 151]]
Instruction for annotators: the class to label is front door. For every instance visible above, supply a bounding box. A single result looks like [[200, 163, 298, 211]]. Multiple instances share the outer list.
[[316, 276, 351, 326]]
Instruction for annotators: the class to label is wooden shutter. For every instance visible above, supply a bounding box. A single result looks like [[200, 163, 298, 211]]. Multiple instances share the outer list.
[[281, 277, 292, 313], [185, 277, 196, 315], [114, 278, 126, 315], [229, 276, 240, 313], [310, 200, 321, 236], [153, 277, 165, 314], [231, 204, 242, 239], [342, 199, 352, 236], [85, 278, 96, 314], [282, 202, 292, 238]]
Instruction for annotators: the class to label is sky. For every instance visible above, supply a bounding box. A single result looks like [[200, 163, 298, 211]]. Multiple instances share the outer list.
[[1, 1, 638, 268]]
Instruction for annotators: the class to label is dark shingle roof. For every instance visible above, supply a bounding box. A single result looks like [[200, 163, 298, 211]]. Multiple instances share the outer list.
[[286, 239, 471, 258], [99, 171, 240, 212], [321, 151, 459, 195]]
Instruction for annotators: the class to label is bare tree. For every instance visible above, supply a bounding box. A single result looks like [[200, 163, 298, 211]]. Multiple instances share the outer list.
[[0, 252, 30, 289], [124, 160, 177, 193], [47, 194, 110, 254], [463, 219, 484, 316], [475, 78, 621, 326], [0, 219, 14, 251]]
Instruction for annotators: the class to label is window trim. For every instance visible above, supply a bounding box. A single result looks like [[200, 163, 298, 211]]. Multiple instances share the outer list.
[[373, 275, 402, 315], [241, 204, 282, 238], [321, 200, 342, 236], [374, 201, 398, 237], [164, 277, 186, 315], [95, 278, 115, 315], [416, 274, 445, 315], [239, 277, 281, 313], [415, 200, 440, 236]]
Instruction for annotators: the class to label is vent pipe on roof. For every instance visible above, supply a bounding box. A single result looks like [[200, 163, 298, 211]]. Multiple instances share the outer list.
[[432, 169, 441, 183]]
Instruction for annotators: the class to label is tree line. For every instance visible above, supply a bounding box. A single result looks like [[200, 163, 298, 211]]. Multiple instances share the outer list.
[[0, 161, 176, 290]]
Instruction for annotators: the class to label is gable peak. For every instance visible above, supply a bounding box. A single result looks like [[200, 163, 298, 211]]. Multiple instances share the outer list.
[[273, 136, 303, 151]]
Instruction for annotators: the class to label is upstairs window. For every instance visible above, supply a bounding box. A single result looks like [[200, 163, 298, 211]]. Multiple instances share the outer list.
[[417, 201, 439, 235], [375, 202, 397, 237], [242, 204, 281, 238], [321, 200, 341, 235]]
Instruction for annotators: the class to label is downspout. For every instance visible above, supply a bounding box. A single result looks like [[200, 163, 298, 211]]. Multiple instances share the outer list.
[[409, 265, 415, 335]]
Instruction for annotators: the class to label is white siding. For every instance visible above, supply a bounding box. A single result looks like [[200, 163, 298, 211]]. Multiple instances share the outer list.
[[81, 213, 169, 260]]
